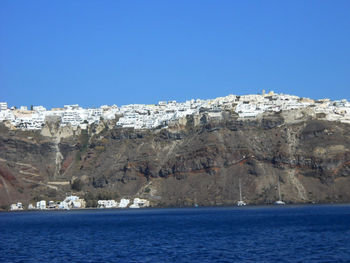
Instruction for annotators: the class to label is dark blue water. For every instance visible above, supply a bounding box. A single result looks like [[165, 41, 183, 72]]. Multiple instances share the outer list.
[[1, 205, 350, 263]]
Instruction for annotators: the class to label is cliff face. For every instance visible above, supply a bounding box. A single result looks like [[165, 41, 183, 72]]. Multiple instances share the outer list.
[[1, 110, 350, 208]]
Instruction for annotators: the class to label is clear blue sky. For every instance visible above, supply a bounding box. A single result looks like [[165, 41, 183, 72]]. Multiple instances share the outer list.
[[1, 1, 349, 108]]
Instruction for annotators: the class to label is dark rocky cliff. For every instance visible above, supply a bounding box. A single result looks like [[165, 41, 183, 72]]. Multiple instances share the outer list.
[[1, 110, 350, 208]]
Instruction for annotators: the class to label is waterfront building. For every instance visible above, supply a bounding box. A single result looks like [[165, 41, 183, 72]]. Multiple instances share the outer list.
[[10, 202, 23, 211], [48, 201, 57, 209], [98, 200, 118, 208], [61, 196, 86, 209], [58, 201, 70, 210], [118, 199, 130, 208], [129, 198, 150, 208], [36, 200, 46, 210]]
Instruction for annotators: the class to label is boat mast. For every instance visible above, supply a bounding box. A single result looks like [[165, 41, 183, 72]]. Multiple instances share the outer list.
[[239, 178, 243, 202], [278, 180, 282, 201]]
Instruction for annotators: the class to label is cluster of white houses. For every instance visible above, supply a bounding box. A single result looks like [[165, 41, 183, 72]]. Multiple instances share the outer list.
[[97, 198, 150, 209], [0, 103, 118, 130], [10, 196, 86, 211], [10, 196, 150, 211], [1, 91, 350, 130]]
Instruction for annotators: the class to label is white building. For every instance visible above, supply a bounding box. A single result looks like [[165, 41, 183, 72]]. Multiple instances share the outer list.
[[98, 200, 118, 208], [10, 202, 23, 211], [33, 106, 46, 112], [48, 201, 57, 209], [58, 201, 70, 210], [2, 92, 350, 130], [59, 196, 86, 209], [129, 198, 150, 208], [0, 102, 7, 111], [36, 200, 46, 210], [118, 198, 130, 208]]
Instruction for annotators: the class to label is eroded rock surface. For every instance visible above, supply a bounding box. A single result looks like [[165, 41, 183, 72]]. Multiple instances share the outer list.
[[0, 110, 349, 208]]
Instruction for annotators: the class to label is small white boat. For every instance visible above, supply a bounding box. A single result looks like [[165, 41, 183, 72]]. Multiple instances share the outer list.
[[274, 180, 285, 205], [237, 178, 247, 206], [274, 200, 285, 205], [237, 200, 246, 206]]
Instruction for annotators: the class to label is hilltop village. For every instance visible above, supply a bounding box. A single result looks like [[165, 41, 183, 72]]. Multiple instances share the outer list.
[[1, 91, 350, 131]]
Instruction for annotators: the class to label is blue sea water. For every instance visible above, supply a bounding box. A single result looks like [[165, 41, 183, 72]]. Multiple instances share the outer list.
[[0, 205, 350, 263]]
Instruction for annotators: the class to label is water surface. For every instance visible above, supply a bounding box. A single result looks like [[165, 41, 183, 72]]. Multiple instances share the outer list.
[[1, 205, 350, 262]]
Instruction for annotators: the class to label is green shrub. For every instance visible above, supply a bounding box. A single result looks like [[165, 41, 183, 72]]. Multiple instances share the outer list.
[[71, 179, 84, 191]]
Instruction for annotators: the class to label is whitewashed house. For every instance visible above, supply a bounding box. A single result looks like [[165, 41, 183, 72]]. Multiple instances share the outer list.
[[36, 200, 46, 210], [129, 198, 150, 208], [118, 199, 130, 208], [98, 200, 118, 208], [10, 202, 23, 211]]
